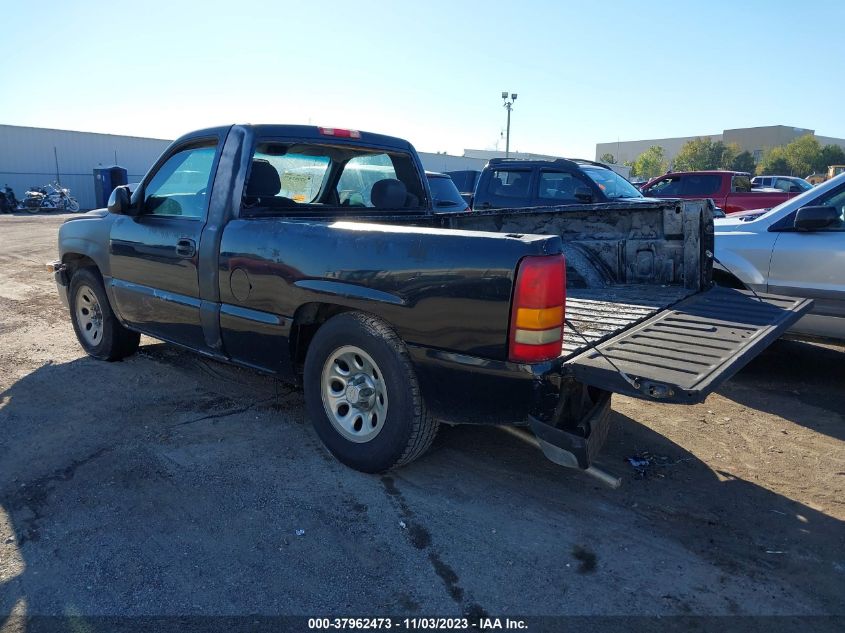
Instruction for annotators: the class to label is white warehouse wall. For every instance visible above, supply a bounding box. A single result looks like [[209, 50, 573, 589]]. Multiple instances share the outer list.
[[417, 152, 487, 173]]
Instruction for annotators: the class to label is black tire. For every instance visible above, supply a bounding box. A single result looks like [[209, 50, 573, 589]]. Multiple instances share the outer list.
[[303, 311, 438, 473], [69, 268, 140, 361]]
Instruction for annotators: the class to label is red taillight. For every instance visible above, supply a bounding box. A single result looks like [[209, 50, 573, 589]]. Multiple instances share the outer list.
[[318, 127, 361, 139], [508, 254, 566, 363]]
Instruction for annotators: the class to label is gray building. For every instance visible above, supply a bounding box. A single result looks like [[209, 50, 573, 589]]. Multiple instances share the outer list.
[[464, 149, 563, 161], [0, 125, 171, 210], [417, 152, 486, 173], [596, 125, 845, 166]]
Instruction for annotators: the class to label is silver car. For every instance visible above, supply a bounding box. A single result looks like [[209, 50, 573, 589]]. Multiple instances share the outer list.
[[714, 173, 845, 341]]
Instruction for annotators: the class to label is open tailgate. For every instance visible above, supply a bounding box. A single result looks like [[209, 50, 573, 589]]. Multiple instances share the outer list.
[[565, 286, 812, 403]]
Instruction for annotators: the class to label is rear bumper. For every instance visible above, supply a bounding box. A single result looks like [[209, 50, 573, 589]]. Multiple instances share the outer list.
[[407, 345, 611, 469], [407, 344, 550, 426], [528, 390, 612, 469]]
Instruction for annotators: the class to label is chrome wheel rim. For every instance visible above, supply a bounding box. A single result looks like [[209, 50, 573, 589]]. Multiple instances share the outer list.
[[321, 345, 388, 443], [75, 284, 103, 347]]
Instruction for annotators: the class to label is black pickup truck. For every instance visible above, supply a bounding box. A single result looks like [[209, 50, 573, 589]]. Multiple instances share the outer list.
[[49, 124, 811, 483]]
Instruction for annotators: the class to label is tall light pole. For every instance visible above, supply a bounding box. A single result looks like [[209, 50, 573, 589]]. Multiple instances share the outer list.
[[501, 91, 517, 157]]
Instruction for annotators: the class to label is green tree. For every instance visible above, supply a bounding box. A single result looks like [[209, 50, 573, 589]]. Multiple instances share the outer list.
[[783, 135, 821, 177], [720, 142, 741, 170], [731, 150, 756, 174], [758, 146, 791, 175], [673, 137, 737, 171], [819, 144, 845, 172], [599, 153, 616, 164], [631, 146, 666, 179]]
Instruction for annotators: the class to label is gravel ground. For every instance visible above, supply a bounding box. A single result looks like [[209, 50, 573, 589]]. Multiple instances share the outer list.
[[0, 213, 842, 626]]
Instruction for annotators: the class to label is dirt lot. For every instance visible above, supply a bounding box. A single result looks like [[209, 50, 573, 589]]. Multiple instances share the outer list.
[[0, 213, 843, 624]]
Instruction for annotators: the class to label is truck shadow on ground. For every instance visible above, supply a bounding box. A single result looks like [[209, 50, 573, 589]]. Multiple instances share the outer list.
[[716, 338, 845, 442], [429, 415, 844, 612], [0, 343, 843, 624]]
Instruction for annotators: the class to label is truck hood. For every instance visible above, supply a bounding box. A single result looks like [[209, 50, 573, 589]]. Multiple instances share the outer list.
[[713, 209, 771, 235], [714, 208, 772, 229], [64, 208, 109, 222]]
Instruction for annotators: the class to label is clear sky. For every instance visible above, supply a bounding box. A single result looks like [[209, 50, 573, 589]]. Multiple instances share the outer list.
[[2, 0, 842, 159]]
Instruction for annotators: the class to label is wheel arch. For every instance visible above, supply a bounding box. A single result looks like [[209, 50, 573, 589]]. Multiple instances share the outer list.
[[289, 302, 354, 371], [62, 252, 100, 277]]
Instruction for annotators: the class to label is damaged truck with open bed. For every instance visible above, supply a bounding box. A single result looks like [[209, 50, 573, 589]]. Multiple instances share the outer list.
[[49, 125, 812, 483]]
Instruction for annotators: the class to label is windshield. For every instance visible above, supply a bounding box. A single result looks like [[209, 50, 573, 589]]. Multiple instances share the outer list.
[[427, 175, 466, 208], [581, 166, 642, 199]]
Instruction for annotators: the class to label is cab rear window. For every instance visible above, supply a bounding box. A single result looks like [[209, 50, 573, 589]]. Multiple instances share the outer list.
[[241, 141, 425, 214]]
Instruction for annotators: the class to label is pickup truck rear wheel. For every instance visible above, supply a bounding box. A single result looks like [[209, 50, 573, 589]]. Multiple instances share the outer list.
[[304, 311, 438, 473], [69, 268, 140, 361]]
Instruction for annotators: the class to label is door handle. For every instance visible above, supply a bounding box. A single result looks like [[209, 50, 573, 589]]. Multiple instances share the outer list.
[[477, 201, 491, 209], [175, 238, 196, 257]]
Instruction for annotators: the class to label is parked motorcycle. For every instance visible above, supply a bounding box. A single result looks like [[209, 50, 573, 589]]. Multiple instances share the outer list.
[[21, 186, 48, 213], [41, 182, 80, 212], [20, 183, 80, 213], [0, 185, 17, 213]]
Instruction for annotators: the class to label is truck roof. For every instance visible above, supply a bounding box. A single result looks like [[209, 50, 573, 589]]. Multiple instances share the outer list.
[[661, 170, 751, 177], [486, 157, 615, 171], [172, 124, 415, 152]]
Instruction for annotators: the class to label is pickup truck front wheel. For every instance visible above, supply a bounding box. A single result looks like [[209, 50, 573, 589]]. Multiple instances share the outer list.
[[69, 268, 140, 361], [304, 312, 438, 473]]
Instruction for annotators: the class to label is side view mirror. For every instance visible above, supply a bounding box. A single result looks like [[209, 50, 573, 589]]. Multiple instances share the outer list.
[[574, 185, 593, 203], [794, 205, 839, 231], [107, 185, 135, 215]]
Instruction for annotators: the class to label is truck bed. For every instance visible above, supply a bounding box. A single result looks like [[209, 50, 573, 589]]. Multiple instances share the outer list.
[[446, 199, 714, 361], [562, 285, 695, 358]]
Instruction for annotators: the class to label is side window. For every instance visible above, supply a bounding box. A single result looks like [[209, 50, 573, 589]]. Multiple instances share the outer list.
[[538, 171, 579, 201], [683, 174, 721, 196], [487, 170, 530, 198], [144, 144, 217, 218], [775, 178, 806, 193], [732, 176, 752, 193], [337, 154, 397, 207], [649, 176, 682, 195]]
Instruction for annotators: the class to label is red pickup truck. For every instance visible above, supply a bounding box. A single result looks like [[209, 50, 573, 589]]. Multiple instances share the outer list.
[[641, 170, 799, 214]]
